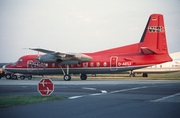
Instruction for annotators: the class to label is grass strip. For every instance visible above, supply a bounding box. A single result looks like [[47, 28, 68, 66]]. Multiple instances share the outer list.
[[0, 95, 66, 108]]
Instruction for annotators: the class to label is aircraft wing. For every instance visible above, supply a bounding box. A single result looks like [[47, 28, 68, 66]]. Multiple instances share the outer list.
[[29, 48, 92, 63], [29, 48, 73, 56]]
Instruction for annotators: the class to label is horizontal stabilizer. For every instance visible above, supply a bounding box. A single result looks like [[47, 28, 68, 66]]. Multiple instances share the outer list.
[[140, 47, 157, 54]]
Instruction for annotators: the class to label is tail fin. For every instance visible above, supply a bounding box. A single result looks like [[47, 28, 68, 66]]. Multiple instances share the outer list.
[[139, 14, 168, 54]]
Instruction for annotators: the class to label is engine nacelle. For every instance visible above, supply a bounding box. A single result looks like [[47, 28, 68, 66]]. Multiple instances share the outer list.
[[38, 54, 57, 62], [61, 61, 81, 65], [38, 53, 92, 63], [75, 53, 92, 62]]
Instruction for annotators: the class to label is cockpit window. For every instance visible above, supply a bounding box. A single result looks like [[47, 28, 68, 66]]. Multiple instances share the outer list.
[[19, 59, 23, 62]]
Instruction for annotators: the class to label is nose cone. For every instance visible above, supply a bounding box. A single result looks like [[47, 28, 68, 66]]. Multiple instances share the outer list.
[[2, 64, 12, 73], [2, 65, 9, 73], [2, 65, 6, 71]]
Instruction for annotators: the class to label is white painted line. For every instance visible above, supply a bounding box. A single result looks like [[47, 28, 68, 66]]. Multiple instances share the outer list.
[[69, 86, 149, 100], [151, 92, 180, 102], [110, 86, 149, 94], [89, 93, 103, 96], [68, 96, 83, 99], [82, 87, 97, 90], [101, 90, 107, 93]]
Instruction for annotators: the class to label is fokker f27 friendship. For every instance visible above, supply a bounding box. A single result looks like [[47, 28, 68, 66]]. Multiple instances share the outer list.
[[3, 14, 172, 81]]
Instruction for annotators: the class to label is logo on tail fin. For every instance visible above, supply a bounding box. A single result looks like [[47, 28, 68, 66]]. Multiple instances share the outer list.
[[148, 26, 164, 32]]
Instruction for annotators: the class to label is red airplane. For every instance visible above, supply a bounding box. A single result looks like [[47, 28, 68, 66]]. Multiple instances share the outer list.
[[3, 14, 172, 81]]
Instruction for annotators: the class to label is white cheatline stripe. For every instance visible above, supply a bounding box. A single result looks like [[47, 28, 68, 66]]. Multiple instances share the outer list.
[[151, 92, 180, 102], [110, 86, 149, 94], [69, 96, 83, 100]]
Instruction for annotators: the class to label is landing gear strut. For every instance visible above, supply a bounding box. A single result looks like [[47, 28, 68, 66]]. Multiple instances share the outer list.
[[142, 73, 148, 77], [60, 65, 71, 81], [129, 70, 135, 77]]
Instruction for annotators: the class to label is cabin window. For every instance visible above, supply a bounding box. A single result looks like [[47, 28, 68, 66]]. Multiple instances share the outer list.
[[19, 59, 23, 62], [96, 62, 100, 67], [83, 62, 88, 67], [45, 63, 48, 67], [118, 62, 121, 67], [58, 63, 61, 67], [77, 63, 81, 67], [90, 62, 94, 67], [52, 63, 55, 68], [103, 62, 107, 67], [160, 65, 162, 68]]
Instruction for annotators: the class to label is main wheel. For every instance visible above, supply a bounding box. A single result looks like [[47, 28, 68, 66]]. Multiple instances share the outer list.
[[12, 75, 18, 80], [142, 73, 148, 77], [129, 73, 135, 77], [20, 76, 25, 80], [5, 74, 12, 79], [64, 74, 71, 81], [27, 76, 32, 80], [80, 74, 87, 80]]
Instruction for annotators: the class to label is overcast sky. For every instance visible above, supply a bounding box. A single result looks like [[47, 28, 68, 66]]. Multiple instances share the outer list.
[[0, 0, 180, 62]]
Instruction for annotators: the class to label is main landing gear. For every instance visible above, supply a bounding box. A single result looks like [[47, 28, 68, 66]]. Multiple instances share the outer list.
[[64, 74, 71, 81], [129, 70, 148, 77], [60, 65, 71, 81], [129, 70, 135, 77], [60, 64, 87, 81], [142, 73, 148, 77], [80, 74, 87, 80]]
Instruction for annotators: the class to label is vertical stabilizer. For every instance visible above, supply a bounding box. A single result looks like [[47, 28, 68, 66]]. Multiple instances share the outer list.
[[139, 14, 168, 54]]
